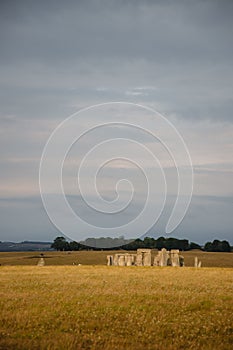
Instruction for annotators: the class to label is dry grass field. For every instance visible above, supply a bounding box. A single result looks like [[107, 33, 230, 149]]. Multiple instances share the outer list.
[[0, 249, 233, 267], [0, 264, 233, 350]]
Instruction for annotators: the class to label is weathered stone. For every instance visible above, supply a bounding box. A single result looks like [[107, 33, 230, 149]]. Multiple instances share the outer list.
[[153, 253, 160, 266], [113, 254, 118, 266], [125, 254, 135, 266], [136, 251, 143, 266], [37, 257, 45, 266], [194, 256, 202, 268], [143, 251, 152, 266], [111, 253, 136, 266], [160, 248, 169, 266], [118, 255, 126, 266], [170, 249, 180, 267], [154, 248, 171, 266], [136, 249, 152, 266], [109, 248, 184, 267], [167, 256, 172, 266], [179, 255, 184, 267], [107, 255, 113, 266]]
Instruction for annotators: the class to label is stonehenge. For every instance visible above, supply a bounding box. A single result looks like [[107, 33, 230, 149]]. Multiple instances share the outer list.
[[107, 248, 184, 267]]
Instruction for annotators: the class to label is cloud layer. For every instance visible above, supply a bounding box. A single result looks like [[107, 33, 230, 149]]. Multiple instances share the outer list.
[[0, 0, 233, 243]]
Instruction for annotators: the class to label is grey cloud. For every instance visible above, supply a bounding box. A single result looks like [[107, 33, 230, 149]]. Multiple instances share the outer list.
[[0, 193, 232, 244], [1, 0, 233, 64], [0, 195, 60, 242], [0, 0, 232, 242]]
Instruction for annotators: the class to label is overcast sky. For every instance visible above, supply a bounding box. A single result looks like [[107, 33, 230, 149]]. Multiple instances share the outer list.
[[0, 0, 233, 244]]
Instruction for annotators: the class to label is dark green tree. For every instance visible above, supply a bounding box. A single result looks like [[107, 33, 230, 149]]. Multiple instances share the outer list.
[[189, 242, 202, 250], [69, 241, 83, 251], [143, 237, 156, 248], [204, 239, 231, 252], [204, 241, 213, 252], [51, 237, 70, 251], [156, 236, 166, 249], [220, 240, 231, 252]]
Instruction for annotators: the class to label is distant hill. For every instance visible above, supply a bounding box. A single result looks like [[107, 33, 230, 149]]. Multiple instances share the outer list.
[[0, 241, 52, 252]]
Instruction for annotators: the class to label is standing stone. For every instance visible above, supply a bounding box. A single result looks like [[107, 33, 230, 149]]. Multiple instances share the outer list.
[[125, 254, 135, 266], [37, 257, 45, 266], [136, 250, 143, 266], [113, 254, 119, 266], [194, 256, 202, 267], [136, 249, 152, 266], [160, 248, 169, 266], [170, 249, 180, 267], [125, 254, 130, 266], [143, 250, 152, 266], [131, 254, 136, 265], [179, 255, 184, 267], [118, 255, 126, 266], [154, 250, 184, 267], [107, 255, 113, 266], [153, 252, 161, 266], [112, 253, 136, 266]]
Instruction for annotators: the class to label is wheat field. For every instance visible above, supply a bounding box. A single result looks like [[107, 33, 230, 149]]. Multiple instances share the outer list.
[[0, 265, 233, 350]]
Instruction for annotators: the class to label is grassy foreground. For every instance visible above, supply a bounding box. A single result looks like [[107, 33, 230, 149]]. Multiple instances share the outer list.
[[0, 266, 233, 350]]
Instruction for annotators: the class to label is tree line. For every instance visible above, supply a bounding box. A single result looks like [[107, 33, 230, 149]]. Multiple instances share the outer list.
[[51, 236, 232, 252]]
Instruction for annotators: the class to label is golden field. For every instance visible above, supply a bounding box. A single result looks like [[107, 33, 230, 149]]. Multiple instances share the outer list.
[[0, 262, 233, 349]]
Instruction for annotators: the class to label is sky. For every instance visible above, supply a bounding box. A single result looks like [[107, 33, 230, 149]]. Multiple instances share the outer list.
[[0, 0, 233, 244]]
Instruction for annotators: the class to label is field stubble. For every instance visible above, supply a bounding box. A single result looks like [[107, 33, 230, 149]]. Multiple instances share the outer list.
[[0, 265, 233, 350]]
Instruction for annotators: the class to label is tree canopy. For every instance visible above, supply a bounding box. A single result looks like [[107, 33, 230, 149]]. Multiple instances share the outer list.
[[51, 236, 232, 252]]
